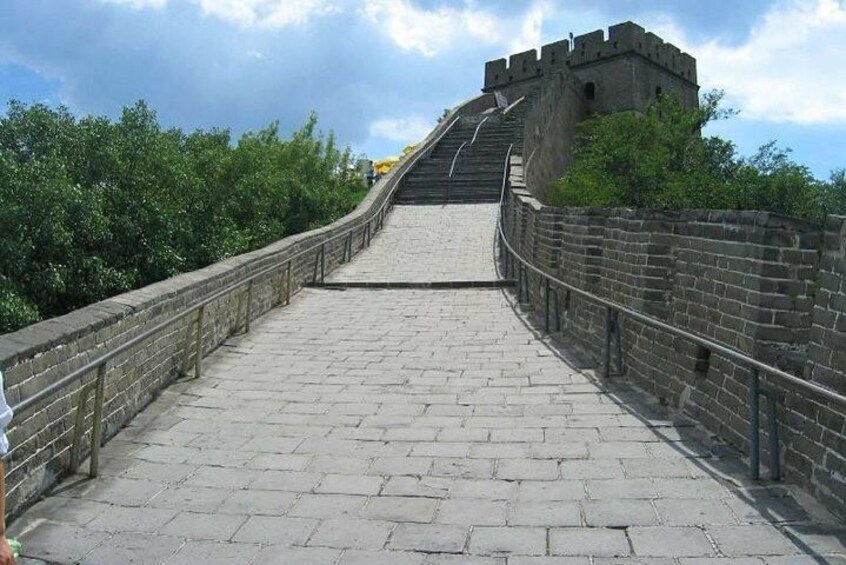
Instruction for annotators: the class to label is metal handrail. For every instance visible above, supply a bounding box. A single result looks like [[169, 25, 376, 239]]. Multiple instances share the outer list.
[[495, 148, 846, 480], [449, 141, 467, 178], [470, 116, 489, 145], [4, 113, 465, 476], [502, 96, 526, 117]]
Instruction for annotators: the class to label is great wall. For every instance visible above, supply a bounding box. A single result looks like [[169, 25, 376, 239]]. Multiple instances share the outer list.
[[2, 21, 845, 563]]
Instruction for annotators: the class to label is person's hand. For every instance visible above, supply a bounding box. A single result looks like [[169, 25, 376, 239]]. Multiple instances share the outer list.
[[0, 537, 15, 565]]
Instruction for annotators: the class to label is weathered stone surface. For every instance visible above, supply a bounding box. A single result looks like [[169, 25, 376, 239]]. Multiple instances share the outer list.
[[7, 202, 845, 564]]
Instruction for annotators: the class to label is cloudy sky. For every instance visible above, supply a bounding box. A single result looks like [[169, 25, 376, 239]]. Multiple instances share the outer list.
[[1, 0, 845, 178]]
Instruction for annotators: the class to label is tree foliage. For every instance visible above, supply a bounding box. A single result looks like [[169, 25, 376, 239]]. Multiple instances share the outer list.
[[544, 90, 845, 222], [0, 100, 367, 333]]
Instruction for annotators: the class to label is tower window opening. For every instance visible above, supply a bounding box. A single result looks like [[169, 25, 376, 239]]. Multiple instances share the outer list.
[[584, 82, 596, 100], [655, 86, 663, 99]]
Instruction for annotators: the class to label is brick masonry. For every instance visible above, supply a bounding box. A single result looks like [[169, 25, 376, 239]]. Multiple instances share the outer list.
[[504, 156, 846, 517], [521, 68, 587, 195], [0, 94, 491, 518]]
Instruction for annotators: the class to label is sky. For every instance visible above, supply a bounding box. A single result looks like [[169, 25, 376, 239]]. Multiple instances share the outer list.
[[1, 0, 845, 179]]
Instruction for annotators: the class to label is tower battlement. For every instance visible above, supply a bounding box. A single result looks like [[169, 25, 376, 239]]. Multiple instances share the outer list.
[[484, 22, 697, 92]]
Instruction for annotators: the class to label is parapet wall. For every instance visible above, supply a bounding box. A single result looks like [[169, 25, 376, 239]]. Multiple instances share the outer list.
[[504, 159, 845, 517], [0, 93, 494, 518], [484, 21, 697, 92], [808, 216, 846, 395]]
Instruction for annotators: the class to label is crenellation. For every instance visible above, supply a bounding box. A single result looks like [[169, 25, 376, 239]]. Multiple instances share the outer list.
[[483, 21, 698, 96], [607, 21, 644, 48], [539, 39, 568, 68], [484, 59, 508, 90], [507, 49, 540, 83], [572, 29, 605, 55]]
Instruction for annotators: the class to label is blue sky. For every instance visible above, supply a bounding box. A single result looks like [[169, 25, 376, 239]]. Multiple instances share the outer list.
[[1, 0, 845, 179]]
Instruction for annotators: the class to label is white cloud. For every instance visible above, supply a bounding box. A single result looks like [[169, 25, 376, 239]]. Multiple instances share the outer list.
[[193, 0, 340, 28], [360, 0, 549, 57], [508, 2, 548, 53], [651, 0, 846, 125], [100, 0, 341, 27], [369, 116, 433, 143], [100, 0, 167, 8]]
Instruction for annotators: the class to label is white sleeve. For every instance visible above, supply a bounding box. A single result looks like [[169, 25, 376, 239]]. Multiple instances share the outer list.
[[0, 370, 13, 456]]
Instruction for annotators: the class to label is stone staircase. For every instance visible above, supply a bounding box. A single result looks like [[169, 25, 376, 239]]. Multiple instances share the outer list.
[[395, 102, 527, 204]]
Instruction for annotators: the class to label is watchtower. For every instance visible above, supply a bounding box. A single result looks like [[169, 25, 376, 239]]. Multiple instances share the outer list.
[[483, 22, 699, 114]]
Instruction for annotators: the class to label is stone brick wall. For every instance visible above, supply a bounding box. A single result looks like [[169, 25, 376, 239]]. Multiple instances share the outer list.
[[808, 216, 846, 395], [0, 93, 491, 517], [503, 157, 846, 517], [521, 69, 588, 196], [803, 216, 846, 506]]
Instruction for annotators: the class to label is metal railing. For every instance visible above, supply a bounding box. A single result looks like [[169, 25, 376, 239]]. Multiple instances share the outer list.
[[502, 96, 526, 117], [5, 114, 464, 478], [447, 141, 468, 204], [470, 116, 489, 145], [496, 147, 846, 481]]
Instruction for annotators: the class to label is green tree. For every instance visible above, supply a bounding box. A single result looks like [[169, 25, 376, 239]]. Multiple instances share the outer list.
[[545, 90, 842, 222], [0, 100, 367, 334]]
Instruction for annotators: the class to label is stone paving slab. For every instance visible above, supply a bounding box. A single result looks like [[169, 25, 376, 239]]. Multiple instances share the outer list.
[[326, 204, 499, 283], [9, 288, 845, 564], [9, 202, 846, 564]]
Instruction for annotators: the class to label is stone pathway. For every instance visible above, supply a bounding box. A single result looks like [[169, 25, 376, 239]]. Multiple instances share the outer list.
[[327, 204, 499, 283], [9, 204, 846, 564]]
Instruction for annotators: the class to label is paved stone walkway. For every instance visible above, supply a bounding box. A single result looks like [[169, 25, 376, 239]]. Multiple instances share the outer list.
[[10, 204, 846, 564], [327, 204, 499, 283]]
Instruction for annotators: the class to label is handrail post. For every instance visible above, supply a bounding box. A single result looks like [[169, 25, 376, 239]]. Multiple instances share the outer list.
[[344, 232, 352, 262], [522, 267, 527, 302], [89, 364, 106, 477], [766, 390, 781, 480], [552, 287, 561, 332], [278, 266, 286, 305], [749, 368, 761, 480], [69, 381, 95, 474], [517, 266, 523, 302], [544, 278, 551, 333], [603, 306, 613, 377], [245, 280, 253, 333], [312, 247, 321, 283], [320, 243, 325, 282], [614, 311, 623, 375], [194, 305, 205, 379], [286, 260, 292, 306]]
